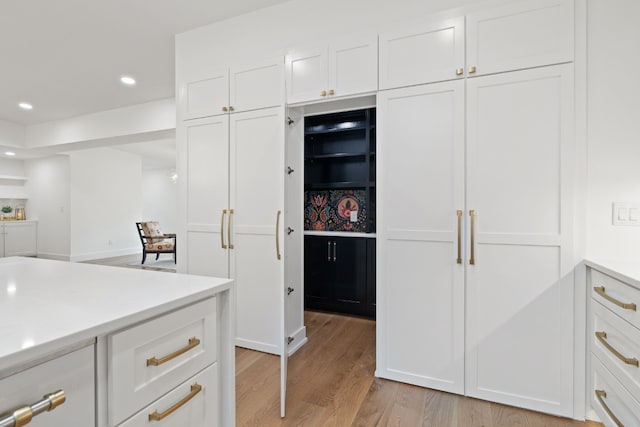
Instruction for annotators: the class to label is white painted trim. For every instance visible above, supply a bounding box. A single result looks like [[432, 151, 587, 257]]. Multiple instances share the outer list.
[[69, 247, 140, 263], [36, 252, 70, 261], [287, 326, 307, 356], [235, 339, 280, 356]]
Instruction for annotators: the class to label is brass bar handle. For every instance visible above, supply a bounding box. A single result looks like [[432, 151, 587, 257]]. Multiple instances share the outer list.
[[595, 331, 639, 367], [456, 210, 462, 264], [228, 209, 235, 250], [595, 389, 624, 427], [148, 383, 202, 422], [469, 210, 476, 265], [0, 390, 66, 427], [276, 210, 282, 260], [594, 286, 637, 311], [220, 210, 227, 249], [147, 337, 201, 367]]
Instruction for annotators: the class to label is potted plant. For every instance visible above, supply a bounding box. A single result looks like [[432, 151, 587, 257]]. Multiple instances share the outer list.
[[1, 205, 12, 220]]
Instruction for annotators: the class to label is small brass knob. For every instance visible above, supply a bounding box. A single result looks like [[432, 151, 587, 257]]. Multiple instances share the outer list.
[[320, 90, 327, 97], [468, 66, 477, 74], [328, 89, 334, 96], [456, 68, 463, 76], [229, 106, 234, 112], [222, 106, 228, 112]]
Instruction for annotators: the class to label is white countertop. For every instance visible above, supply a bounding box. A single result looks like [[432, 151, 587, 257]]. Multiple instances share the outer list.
[[584, 258, 640, 290], [0, 257, 233, 374]]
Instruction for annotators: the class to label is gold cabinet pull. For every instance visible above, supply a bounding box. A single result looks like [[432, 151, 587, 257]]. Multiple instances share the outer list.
[[468, 66, 477, 74], [327, 240, 331, 261], [148, 383, 202, 422], [276, 210, 282, 260], [469, 210, 476, 265], [456, 210, 462, 264], [0, 390, 66, 427], [594, 286, 637, 311], [228, 209, 235, 250], [320, 90, 327, 97], [455, 68, 463, 76], [595, 390, 624, 427], [222, 106, 228, 112], [146, 337, 201, 366], [220, 209, 228, 249], [595, 331, 639, 367], [229, 106, 235, 112], [328, 89, 335, 96]]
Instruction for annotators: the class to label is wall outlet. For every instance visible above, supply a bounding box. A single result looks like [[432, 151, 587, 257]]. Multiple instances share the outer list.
[[350, 210, 358, 222], [613, 202, 640, 226]]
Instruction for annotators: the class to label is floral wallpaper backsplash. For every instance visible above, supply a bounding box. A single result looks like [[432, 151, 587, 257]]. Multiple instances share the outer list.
[[304, 190, 367, 232]]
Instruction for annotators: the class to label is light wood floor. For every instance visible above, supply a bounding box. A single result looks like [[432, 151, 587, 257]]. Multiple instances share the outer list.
[[237, 311, 601, 427]]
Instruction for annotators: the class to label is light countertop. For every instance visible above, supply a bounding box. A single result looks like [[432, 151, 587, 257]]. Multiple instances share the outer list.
[[0, 257, 233, 374], [584, 258, 640, 290]]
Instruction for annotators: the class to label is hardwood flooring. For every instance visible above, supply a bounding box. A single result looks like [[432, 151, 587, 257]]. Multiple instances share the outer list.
[[237, 311, 601, 427]]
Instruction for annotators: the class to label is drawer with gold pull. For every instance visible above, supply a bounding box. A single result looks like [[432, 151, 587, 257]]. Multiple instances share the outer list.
[[591, 269, 640, 330], [108, 297, 217, 426], [0, 345, 94, 427], [592, 355, 640, 427], [119, 364, 218, 427], [592, 301, 640, 399]]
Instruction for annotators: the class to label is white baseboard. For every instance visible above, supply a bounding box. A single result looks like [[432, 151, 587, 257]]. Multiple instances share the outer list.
[[36, 252, 71, 261], [287, 326, 307, 356], [70, 247, 140, 262], [235, 338, 280, 356]]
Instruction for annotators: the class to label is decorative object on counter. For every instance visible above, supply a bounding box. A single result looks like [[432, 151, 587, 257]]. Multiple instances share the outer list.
[[1, 205, 15, 220], [14, 207, 25, 220], [305, 189, 367, 232]]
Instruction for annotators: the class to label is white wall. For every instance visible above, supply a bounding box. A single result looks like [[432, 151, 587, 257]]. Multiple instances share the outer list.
[[142, 168, 178, 232], [24, 156, 71, 260], [69, 148, 142, 261], [586, 0, 640, 261], [0, 158, 28, 200]]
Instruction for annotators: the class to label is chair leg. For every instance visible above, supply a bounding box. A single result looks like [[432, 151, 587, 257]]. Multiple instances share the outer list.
[[142, 251, 147, 264], [156, 253, 160, 260]]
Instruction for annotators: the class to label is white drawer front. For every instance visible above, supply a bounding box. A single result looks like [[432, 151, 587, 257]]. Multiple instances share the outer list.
[[0, 345, 95, 427], [592, 301, 640, 399], [592, 355, 640, 427], [120, 364, 218, 427], [109, 298, 217, 426], [591, 269, 640, 330]]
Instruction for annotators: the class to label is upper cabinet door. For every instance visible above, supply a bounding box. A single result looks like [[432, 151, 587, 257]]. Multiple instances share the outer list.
[[379, 17, 465, 90], [466, 0, 574, 77], [230, 57, 284, 113], [328, 34, 378, 98], [285, 47, 329, 104], [179, 68, 229, 120]]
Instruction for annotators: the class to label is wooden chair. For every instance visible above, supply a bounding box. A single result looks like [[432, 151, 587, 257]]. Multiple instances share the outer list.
[[136, 222, 176, 264]]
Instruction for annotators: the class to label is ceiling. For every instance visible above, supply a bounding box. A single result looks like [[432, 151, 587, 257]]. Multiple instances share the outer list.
[[0, 0, 291, 125]]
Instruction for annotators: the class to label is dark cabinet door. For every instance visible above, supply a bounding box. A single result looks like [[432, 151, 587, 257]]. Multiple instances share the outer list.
[[304, 236, 333, 303], [332, 237, 366, 306]]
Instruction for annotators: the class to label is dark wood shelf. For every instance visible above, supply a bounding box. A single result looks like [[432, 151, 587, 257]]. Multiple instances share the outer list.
[[304, 124, 368, 135], [304, 181, 373, 190], [306, 152, 367, 160]]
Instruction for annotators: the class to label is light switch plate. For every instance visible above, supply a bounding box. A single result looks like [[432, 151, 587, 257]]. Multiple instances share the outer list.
[[350, 210, 358, 222], [613, 202, 640, 226]]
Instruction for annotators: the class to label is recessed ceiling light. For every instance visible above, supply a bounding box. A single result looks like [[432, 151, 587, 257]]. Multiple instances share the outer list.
[[5, 151, 16, 156], [18, 102, 33, 110], [120, 76, 136, 86]]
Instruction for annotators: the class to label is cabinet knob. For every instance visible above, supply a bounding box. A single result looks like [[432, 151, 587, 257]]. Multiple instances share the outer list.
[[328, 89, 334, 96], [468, 66, 477, 74], [222, 106, 228, 112], [229, 106, 235, 112], [320, 90, 327, 97], [456, 68, 464, 76]]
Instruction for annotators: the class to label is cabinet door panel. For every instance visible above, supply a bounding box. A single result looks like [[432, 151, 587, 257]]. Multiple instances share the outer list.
[[378, 81, 465, 393], [230, 57, 283, 113], [180, 116, 230, 277], [466, 0, 573, 76], [4, 222, 37, 256], [465, 65, 574, 416], [230, 107, 284, 355], [285, 47, 328, 104], [304, 236, 333, 302], [333, 237, 366, 304], [329, 34, 378, 98], [379, 17, 464, 90], [179, 69, 229, 120]]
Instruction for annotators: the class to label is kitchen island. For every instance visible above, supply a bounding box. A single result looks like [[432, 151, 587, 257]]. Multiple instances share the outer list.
[[0, 256, 235, 427]]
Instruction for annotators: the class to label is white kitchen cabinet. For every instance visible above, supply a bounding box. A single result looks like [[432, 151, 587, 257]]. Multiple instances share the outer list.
[[466, 0, 573, 77], [178, 107, 285, 356], [179, 56, 284, 120], [379, 17, 465, 90], [377, 80, 465, 394], [3, 221, 37, 257], [378, 62, 574, 416], [0, 345, 95, 427], [465, 64, 575, 416], [285, 33, 377, 104]]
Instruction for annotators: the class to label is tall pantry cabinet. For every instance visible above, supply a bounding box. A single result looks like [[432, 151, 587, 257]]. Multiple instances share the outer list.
[[177, 57, 287, 356], [377, 0, 576, 417]]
